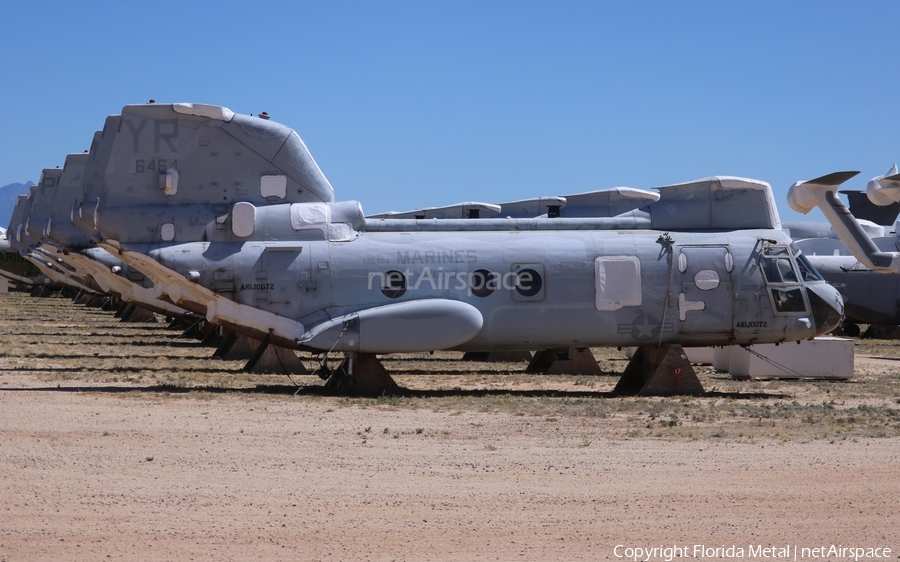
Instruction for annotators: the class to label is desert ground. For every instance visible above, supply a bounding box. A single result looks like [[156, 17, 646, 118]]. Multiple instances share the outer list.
[[1, 291, 899, 561]]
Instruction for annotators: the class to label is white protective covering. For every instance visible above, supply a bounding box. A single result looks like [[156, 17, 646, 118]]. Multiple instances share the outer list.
[[565, 186, 660, 202], [231, 202, 256, 238], [657, 176, 781, 230], [291, 203, 330, 228], [326, 224, 353, 242], [367, 202, 502, 220], [162, 168, 178, 196], [160, 223, 176, 241], [594, 256, 642, 310], [289, 203, 354, 241], [613, 187, 660, 200], [260, 175, 287, 199], [172, 103, 236, 122]]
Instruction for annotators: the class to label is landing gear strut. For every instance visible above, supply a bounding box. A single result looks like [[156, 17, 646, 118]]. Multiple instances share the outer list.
[[837, 321, 860, 338]]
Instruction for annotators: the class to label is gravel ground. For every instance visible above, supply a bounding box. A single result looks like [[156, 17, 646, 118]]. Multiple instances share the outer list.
[[1, 292, 899, 561]]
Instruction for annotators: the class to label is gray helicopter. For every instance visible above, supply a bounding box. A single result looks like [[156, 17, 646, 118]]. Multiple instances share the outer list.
[[0, 225, 43, 290], [15, 102, 844, 395]]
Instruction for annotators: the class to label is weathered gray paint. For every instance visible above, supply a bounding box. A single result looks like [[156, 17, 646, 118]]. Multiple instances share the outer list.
[[11, 103, 844, 356]]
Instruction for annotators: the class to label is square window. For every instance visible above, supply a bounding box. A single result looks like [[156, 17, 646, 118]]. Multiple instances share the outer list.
[[595, 256, 642, 310]]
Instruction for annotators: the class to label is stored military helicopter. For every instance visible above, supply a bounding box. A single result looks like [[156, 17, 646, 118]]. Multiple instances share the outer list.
[[0, 225, 43, 289], [12, 102, 337, 331], [7, 193, 91, 294], [52, 103, 842, 395], [20, 154, 191, 319]]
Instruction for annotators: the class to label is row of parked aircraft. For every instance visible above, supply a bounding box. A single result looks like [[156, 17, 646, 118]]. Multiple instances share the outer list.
[[1, 101, 895, 394]]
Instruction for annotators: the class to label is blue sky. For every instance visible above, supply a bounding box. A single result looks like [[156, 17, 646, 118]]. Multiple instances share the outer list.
[[3, 1, 900, 222]]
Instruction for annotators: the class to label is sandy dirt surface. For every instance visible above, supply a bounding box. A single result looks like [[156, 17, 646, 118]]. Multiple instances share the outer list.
[[1, 293, 899, 561]]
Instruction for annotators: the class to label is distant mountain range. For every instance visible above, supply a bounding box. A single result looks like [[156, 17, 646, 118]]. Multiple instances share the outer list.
[[0, 181, 34, 230]]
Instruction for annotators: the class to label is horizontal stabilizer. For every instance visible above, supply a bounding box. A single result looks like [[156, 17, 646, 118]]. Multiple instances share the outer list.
[[787, 171, 859, 215], [805, 171, 860, 187]]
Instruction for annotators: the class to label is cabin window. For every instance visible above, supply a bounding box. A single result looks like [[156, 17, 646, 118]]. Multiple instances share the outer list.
[[380, 270, 407, 299], [510, 263, 545, 301], [515, 268, 543, 297], [469, 269, 498, 298], [694, 270, 720, 291], [595, 256, 642, 310]]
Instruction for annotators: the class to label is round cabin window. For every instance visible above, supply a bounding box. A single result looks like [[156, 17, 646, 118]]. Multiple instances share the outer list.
[[694, 269, 720, 291]]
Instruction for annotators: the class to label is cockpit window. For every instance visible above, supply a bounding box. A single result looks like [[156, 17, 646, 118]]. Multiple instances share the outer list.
[[761, 244, 811, 314], [760, 258, 779, 282], [777, 259, 798, 282], [761, 251, 798, 283], [762, 257, 797, 283], [794, 251, 825, 282], [771, 287, 807, 312]]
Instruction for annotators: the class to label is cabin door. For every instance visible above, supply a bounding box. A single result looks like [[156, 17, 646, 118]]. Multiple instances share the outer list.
[[677, 245, 734, 339], [257, 245, 310, 308]]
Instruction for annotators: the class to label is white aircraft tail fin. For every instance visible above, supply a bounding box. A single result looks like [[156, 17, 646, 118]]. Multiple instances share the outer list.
[[789, 170, 900, 273], [866, 163, 900, 206]]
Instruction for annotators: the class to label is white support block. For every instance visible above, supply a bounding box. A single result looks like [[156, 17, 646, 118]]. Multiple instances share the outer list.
[[682, 347, 715, 365], [713, 347, 731, 372], [728, 337, 853, 380]]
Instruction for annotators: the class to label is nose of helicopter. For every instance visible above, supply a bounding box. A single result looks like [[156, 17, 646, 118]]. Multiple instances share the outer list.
[[806, 282, 844, 336]]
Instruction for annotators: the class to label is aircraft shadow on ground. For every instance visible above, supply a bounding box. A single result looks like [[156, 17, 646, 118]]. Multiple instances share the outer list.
[[864, 355, 900, 363], [387, 368, 623, 376], [0, 365, 246, 375], [8, 327, 175, 337], [0, 383, 787, 400], [2, 339, 207, 348]]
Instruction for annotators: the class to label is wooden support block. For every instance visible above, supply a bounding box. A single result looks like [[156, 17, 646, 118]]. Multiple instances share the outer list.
[[526, 348, 603, 375], [615, 344, 704, 396]]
